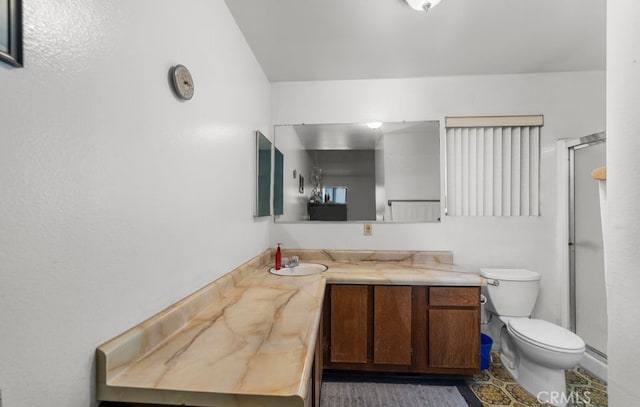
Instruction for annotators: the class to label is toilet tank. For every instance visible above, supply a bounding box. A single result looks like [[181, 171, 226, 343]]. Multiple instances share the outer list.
[[480, 268, 541, 317]]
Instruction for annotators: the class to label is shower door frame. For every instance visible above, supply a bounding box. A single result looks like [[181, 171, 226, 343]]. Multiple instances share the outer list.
[[566, 132, 607, 360]]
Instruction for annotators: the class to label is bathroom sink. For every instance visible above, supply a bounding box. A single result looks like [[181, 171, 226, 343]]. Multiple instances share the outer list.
[[269, 263, 328, 276]]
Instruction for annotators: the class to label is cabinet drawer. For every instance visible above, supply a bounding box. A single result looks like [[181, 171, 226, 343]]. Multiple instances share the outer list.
[[429, 287, 479, 307]]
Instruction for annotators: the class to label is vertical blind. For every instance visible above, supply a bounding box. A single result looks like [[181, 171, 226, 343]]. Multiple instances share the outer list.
[[445, 116, 543, 216]]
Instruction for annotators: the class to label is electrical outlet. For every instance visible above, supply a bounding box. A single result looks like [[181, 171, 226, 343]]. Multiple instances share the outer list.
[[363, 223, 372, 236]]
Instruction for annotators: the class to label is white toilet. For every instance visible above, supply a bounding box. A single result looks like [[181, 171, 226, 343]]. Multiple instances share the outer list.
[[480, 268, 585, 407]]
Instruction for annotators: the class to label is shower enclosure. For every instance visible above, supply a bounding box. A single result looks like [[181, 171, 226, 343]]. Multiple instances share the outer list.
[[567, 132, 607, 375]]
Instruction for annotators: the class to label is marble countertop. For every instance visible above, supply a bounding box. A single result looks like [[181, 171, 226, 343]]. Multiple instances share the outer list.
[[279, 249, 483, 286], [97, 250, 484, 407], [323, 260, 481, 285]]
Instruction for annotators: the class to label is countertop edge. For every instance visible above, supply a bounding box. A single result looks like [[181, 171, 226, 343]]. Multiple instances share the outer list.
[[296, 277, 326, 398], [97, 384, 305, 407]]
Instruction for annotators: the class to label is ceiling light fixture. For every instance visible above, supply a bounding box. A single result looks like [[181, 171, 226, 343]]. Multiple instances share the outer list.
[[367, 122, 382, 129], [404, 0, 443, 12]]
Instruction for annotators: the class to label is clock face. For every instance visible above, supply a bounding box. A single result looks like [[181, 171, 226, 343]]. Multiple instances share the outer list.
[[172, 65, 194, 100]]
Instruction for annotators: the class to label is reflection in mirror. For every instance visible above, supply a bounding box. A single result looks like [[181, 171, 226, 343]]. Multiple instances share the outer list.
[[274, 121, 441, 223], [256, 131, 272, 217]]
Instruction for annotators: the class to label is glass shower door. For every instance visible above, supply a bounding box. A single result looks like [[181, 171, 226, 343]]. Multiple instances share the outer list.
[[570, 139, 607, 358]]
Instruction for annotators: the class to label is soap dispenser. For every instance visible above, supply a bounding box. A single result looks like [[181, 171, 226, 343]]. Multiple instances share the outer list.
[[275, 243, 282, 270]]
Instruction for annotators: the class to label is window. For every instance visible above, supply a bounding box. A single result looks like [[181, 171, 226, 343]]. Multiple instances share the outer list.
[[445, 115, 543, 216], [322, 187, 348, 204]]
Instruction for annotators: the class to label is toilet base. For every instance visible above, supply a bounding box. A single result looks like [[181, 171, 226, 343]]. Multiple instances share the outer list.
[[499, 352, 518, 378], [517, 354, 568, 407], [499, 351, 569, 406]]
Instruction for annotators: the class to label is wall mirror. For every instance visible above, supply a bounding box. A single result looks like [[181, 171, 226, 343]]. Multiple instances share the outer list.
[[0, 0, 23, 67], [255, 131, 272, 217], [274, 121, 441, 223]]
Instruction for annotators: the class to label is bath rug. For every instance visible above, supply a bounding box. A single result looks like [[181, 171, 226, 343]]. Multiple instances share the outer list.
[[321, 372, 482, 407]]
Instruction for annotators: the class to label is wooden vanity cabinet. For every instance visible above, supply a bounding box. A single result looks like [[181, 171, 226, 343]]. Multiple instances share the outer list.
[[322, 284, 480, 375]]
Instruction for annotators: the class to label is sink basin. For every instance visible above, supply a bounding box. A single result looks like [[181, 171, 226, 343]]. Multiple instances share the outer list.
[[269, 262, 328, 276]]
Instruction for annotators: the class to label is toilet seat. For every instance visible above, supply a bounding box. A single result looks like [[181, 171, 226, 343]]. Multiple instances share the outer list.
[[508, 318, 585, 353]]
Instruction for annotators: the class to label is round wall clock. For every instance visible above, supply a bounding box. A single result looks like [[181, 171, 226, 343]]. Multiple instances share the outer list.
[[171, 65, 194, 100]]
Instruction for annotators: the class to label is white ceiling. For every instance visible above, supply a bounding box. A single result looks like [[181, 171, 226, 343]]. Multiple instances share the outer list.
[[286, 121, 438, 150], [224, 0, 606, 82], [293, 123, 382, 150]]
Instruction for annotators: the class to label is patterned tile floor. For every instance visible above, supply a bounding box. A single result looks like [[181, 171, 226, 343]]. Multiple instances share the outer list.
[[467, 352, 607, 406]]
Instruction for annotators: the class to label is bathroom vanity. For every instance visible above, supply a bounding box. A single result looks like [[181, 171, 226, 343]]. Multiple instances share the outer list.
[[96, 250, 484, 407], [324, 285, 480, 375]]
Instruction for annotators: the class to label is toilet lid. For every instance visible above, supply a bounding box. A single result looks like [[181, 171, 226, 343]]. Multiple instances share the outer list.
[[479, 268, 541, 281], [508, 318, 585, 352]]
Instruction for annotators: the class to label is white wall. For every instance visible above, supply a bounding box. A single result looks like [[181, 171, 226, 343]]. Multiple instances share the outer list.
[[383, 126, 440, 220], [374, 142, 386, 220], [270, 72, 605, 325], [275, 126, 312, 221], [384, 128, 440, 202], [606, 1, 640, 403], [0, 1, 270, 406]]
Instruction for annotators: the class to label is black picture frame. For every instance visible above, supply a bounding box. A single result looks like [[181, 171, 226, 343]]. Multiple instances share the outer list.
[[0, 0, 23, 67]]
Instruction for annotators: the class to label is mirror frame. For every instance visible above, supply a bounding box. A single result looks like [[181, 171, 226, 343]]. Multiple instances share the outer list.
[[0, 0, 23, 67]]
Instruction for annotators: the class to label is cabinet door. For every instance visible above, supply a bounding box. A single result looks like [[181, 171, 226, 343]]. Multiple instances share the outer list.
[[374, 286, 412, 365], [330, 285, 369, 363], [429, 308, 480, 369]]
